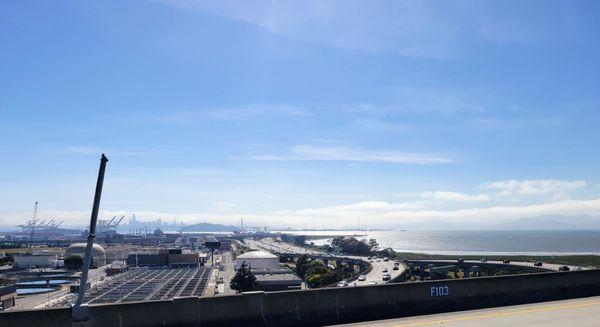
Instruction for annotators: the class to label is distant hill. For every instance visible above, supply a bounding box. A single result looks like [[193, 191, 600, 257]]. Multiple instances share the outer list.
[[181, 222, 240, 232]]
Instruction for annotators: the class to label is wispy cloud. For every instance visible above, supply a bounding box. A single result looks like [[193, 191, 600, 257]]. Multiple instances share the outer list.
[[350, 89, 485, 117], [202, 104, 309, 120], [236, 145, 453, 165], [420, 191, 490, 203], [157, 0, 459, 58], [482, 179, 587, 196], [157, 1, 574, 58], [144, 104, 309, 123]]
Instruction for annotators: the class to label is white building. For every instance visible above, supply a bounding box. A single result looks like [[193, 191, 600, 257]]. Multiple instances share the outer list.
[[234, 251, 279, 270], [13, 254, 56, 268], [65, 243, 107, 267]]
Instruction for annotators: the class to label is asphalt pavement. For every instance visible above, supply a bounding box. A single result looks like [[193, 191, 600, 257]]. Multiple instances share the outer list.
[[246, 238, 406, 286], [333, 295, 600, 326]]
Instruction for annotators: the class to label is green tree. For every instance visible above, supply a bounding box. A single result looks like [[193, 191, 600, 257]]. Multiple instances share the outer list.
[[331, 237, 372, 255], [292, 235, 306, 246], [64, 255, 83, 270], [295, 255, 309, 277], [230, 262, 258, 292]]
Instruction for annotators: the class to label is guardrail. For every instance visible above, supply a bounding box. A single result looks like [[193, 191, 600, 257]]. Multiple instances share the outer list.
[[405, 259, 554, 273], [4, 269, 600, 327]]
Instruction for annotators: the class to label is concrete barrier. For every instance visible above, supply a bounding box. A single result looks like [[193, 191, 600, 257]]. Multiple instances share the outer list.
[[4, 269, 600, 327]]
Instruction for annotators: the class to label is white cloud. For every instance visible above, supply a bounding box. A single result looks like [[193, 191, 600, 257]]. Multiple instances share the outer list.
[[482, 179, 586, 196], [420, 191, 490, 202], [266, 197, 600, 226], [4, 196, 600, 229], [237, 145, 452, 165]]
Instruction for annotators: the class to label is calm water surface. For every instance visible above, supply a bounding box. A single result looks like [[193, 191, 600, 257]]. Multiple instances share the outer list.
[[278, 230, 600, 255]]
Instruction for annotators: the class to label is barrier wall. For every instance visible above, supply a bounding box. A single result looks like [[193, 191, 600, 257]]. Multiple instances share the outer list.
[[3, 269, 600, 327]]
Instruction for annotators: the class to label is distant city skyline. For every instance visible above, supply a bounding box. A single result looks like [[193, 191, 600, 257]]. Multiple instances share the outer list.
[[2, 1, 600, 229]]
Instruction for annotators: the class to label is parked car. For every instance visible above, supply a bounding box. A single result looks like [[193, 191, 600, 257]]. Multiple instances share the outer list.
[[357, 275, 366, 281], [382, 273, 391, 281], [558, 265, 570, 272], [337, 280, 349, 287], [534, 262, 543, 267], [393, 266, 399, 271], [383, 257, 390, 262], [382, 268, 388, 273]]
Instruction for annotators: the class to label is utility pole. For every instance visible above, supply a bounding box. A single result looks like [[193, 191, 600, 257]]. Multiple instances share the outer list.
[[73, 154, 108, 321]]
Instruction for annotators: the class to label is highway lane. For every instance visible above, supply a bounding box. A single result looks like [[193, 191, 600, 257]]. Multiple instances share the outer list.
[[408, 259, 585, 272], [333, 295, 600, 326], [245, 238, 406, 286], [354, 258, 405, 286]]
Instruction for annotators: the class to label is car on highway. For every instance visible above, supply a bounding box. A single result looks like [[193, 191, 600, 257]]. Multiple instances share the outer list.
[[503, 259, 511, 264], [382, 273, 391, 281], [534, 261, 543, 267], [457, 259, 464, 263], [480, 258, 487, 263], [382, 268, 388, 273], [357, 275, 366, 281], [559, 265, 570, 272], [337, 280, 349, 287]]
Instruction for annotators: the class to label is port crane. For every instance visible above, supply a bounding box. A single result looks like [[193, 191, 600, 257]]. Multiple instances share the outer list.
[[16, 202, 65, 237], [96, 215, 125, 235]]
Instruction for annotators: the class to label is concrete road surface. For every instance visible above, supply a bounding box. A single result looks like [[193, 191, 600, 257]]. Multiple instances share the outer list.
[[333, 296, 600, 326]]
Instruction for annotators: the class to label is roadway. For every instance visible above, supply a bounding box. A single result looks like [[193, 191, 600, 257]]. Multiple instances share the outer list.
[[354, 258, 405, 286], [245, 238, 406, 286], [408, 259, 585, 272], [333, 295, 600, 326]]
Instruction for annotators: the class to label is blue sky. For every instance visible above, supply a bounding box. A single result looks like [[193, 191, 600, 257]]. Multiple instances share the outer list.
[[2, 0, 600, 229]]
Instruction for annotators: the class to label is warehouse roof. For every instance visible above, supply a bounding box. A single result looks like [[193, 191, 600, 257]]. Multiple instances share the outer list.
[[236, 251, 277, 259]]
